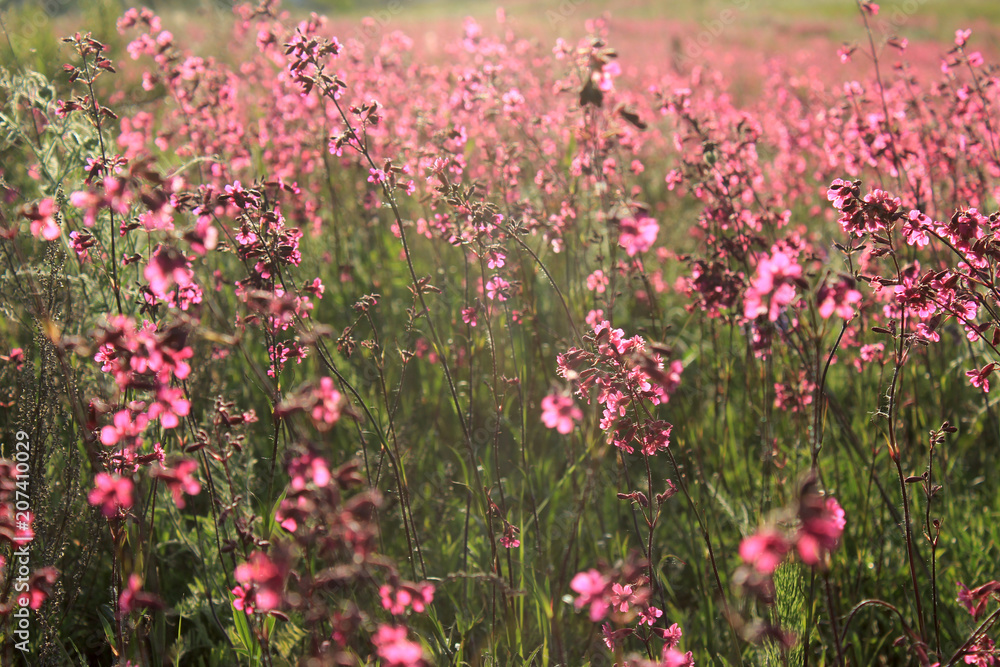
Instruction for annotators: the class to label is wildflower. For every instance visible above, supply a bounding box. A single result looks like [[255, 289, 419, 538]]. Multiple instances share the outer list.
[[486, 276, 510, 301], [119, 574, 163, 615], [571, 569, 610, 621], [609, 582, 637, 613], [233, 551, 284, 612], [541, 394, 582, 434], [796, 489, 846, 566], [500, 522, 521, 548], [27, 567, 59, 610], [957, 580, 1000, 619], [22, 199, 60, 240], [148, 385, 190, 428], [288, 453, 332, 490], [739, 528, 791, 574], [966, 363, 995, 393], [380, 582, 435, 615], [88, 473, 134, 517], [372, 625, 426, 667], [744, 250, 802, 322], [144, 245, 193, 299], [100, 410, 149, 447], [150, 459, 201, 509], [232, 585, 253, 614], [310, 377, 343, 429], [587, 270, 609, 294], [619, 214, 659, 256]]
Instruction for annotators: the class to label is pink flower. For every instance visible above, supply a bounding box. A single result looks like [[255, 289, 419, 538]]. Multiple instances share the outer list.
[[232, 585, 253, 614], [4, 348, 24, 371], [380, 582, 435, 615], [817, 278, 862, 319], [619, 214, 659, 256], [22, 199, 60, 240], [461, 306, 478, 327], [27, 567, 58, 610], [150, 459, 201, 509], [662, 648, 695, 667], [144, 246, 193, 300], [609, 582, 636, 613], [541, 394, 582, 434], [372, 625, 426, 667], [88, 473, 134, 518], [956, 580, 1000, 619], [797, 496, 846, 566], [744, 250, 802, 322], [962, 636, 996, 666], [586, 270, 609, 294], [69, 189, 103, 226], [233, 551, 284, 612], [955, 28, 972, 47], [288, 453, 331, 490], [500, 522, 520, 548], [100, 410, 149, 447], [310, 377, 343, 429], [487, 249, 506, 269], [654, 622, 684, 649], [637, 605, 663, 626], [602, 622, 633, 650], [966, 363, 995, 393], [486, 276, 510, 301], [570, 569, 610, 621], [740, 528, 791, 574], [119, 574, 162, 615], [147, 385, 190, 428]]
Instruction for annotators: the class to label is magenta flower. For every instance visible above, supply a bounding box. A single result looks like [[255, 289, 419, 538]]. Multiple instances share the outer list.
[[586, 270, 609, 294], [233, 551, 284, 613], [310, 377, 343, 429], [119, 574, 162, 615], [372, 625, 426, 667], [288, 453, 331, 491], [739, 528, 791, 574], [100, 410, 149, 447], [27, 567, 59, 610], [541, 394, 582, 435], [609, 582, 636, 613], [22, 199, 60, 240], [379, 582, 435, 615], [966, 363, 996, 393], [744, 249, 802, 322], [570, 569, 610, 621], [147, 385, 190, 429], [144, 245, 193, 300], [796, 496, 846, 566], [618, 214, 659, 256], [3, 348, 24, 371], [231, 585, 253, 614], [485, 276, 510, 301], [88, 473, 134, 518], [150, 459, 201, 509], [499, 522, 520, 548]]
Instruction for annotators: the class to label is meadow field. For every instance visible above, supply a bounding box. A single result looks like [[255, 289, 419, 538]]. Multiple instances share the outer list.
[[1, 0, 1000, 665]]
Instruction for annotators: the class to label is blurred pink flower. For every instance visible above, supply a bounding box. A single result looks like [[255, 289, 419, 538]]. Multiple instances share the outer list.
[[541, 394, 582, 434]]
